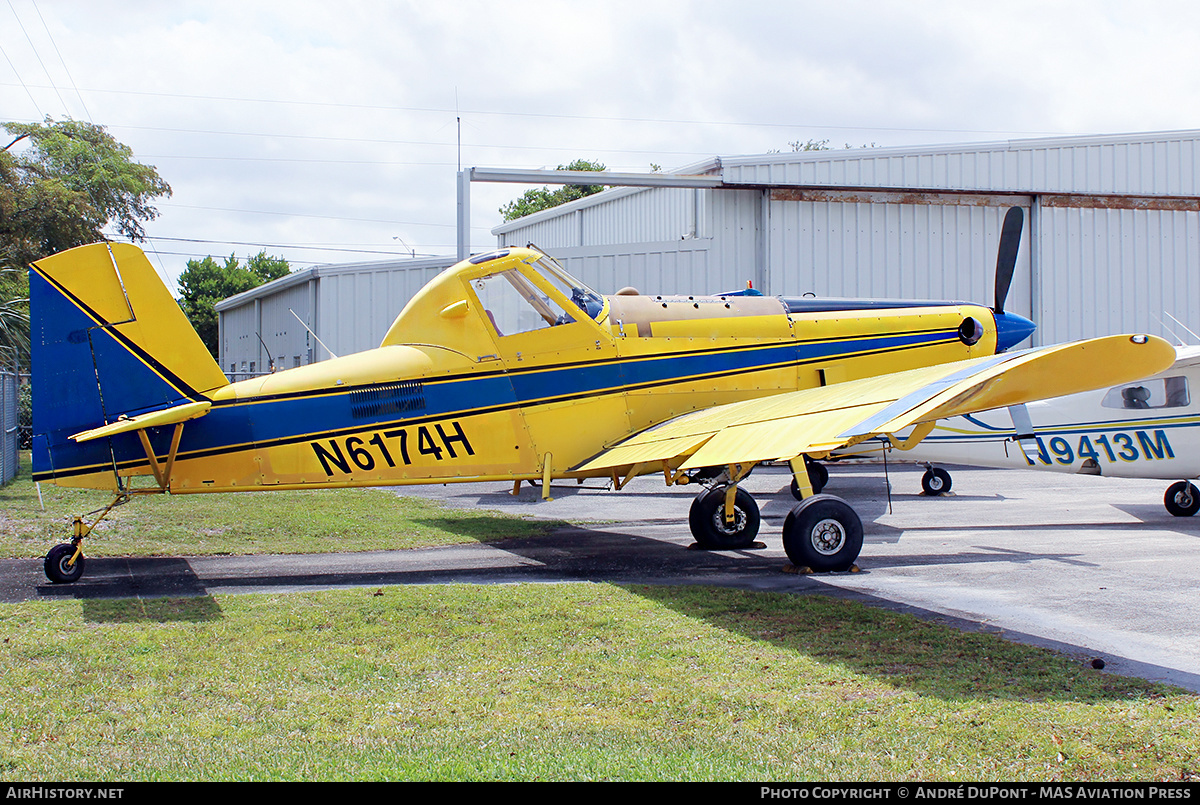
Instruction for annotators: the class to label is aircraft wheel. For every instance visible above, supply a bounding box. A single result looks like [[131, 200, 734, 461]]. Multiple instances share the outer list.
[[44, 544, 85, 584], [1164, 481, 1200, 517], [782, 494, 863, 572], [688, 486, 761, 549], [790, 460, 829, 500], [921, 467, 952, 496]]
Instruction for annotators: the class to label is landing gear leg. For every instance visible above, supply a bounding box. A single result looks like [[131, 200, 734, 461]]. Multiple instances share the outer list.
[[790, 456, 828, 500], [687, 485, 762, 549]]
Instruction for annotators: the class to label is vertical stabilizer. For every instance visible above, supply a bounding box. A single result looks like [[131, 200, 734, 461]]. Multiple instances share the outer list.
[[30, 243, 228, 486]]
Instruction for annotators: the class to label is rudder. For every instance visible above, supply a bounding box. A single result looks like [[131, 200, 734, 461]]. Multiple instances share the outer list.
[[30, 243, 228, 487]]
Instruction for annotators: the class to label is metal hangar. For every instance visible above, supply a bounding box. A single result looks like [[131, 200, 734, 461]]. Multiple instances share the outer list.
[[217, 128, 1200, 374]]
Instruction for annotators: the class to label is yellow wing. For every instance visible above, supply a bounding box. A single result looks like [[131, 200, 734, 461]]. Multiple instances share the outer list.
[[574, 334, 1177, 474]]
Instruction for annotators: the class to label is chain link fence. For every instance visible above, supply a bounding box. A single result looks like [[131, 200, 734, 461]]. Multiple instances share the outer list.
[[0, 370, 20, 486]]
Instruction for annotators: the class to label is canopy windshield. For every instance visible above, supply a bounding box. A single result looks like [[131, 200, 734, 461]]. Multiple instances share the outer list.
[[527, 254, 605, 321]]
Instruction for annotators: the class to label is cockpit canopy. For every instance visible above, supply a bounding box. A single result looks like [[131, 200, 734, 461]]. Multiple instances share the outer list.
[[379, 247, 608, 357], [469, 250, 605, 336]]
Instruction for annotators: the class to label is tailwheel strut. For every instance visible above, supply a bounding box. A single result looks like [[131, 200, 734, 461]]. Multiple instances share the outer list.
[[43, 493, 131, 584]]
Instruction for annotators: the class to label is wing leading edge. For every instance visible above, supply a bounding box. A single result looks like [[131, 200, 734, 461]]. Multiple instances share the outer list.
[[573, 334, 1177, 474]]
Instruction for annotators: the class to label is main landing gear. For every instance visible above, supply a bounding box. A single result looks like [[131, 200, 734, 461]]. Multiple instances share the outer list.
[[685, 459, 863, 572]]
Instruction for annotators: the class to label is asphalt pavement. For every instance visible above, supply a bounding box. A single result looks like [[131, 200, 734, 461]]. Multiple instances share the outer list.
[[4, 461, 1199, 691]]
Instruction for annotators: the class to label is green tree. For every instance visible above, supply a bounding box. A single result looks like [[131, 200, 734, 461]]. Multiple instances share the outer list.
[[790, 138, 831, 152], [1, 117, 171, 369], [499, 159, 608, 222], [0, 267, 28, 369], [177, 251, 291, 360], [1, 117, 171, 267]]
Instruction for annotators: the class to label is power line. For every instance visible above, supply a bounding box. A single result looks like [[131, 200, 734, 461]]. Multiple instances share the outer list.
[[155, 202, 493, 231], [137, 235, 437, 257], [0, 80, 1070, 139]]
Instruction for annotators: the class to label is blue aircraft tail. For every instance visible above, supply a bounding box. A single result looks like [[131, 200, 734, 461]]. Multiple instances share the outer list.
[[29, 243, 228, 488]]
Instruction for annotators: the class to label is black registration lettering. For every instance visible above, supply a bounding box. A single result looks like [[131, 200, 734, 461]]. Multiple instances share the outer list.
[[311, 420, 473, 476], [436, 421, 475, 458], [313, 440, 351, 476]]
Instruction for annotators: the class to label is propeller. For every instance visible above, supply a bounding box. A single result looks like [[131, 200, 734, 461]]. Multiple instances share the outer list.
[[993, 206, 1024, 315]]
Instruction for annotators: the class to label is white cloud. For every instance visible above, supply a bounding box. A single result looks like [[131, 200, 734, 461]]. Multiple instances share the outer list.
[[5, 0, 1200, 289]]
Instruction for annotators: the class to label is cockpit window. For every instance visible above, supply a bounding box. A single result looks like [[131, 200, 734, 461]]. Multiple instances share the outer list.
[[527, 255, 605, 321], [1101, 376, 1190, 410], [473, 270, 575, 337]]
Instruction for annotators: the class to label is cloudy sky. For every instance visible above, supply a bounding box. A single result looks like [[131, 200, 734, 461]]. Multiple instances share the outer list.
[[4, 0, 1200, 290]]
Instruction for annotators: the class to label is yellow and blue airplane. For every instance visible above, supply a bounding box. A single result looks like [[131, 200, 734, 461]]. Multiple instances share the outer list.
[[29, 208, 1176, 583]]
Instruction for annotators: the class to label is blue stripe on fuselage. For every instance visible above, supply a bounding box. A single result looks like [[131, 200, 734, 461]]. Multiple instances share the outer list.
[[44, 325, 959, 477]]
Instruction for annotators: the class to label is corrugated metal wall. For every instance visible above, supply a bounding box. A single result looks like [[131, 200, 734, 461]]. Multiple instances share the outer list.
[[1, 371, 17, 486], [319, 263, 446, 357], [499, 186, 758, 296], [721, 131, 1200, 195], [217, 257, 455, 376], [216, 131, 1200, 367], [258, 280, 314, 370], [766, 200, 1030, 316], [1037, 206, 1200, 344], [495, 130, 1200, 348]]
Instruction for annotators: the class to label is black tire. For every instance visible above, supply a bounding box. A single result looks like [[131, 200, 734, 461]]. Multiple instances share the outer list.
[[790, 461, 829, 500], [921, 467, 952, 496], [688, 486, 761, 549], [1164, 481, 1200, 517], [782, 494, 863, 572], [44, 544, 84, 584]]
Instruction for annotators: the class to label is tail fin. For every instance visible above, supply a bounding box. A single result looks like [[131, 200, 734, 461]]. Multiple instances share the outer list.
[[30, 243, 228, 488]]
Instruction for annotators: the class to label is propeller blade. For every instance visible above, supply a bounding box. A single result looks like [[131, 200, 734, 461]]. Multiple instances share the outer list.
[[994, 206, 1024, 314]]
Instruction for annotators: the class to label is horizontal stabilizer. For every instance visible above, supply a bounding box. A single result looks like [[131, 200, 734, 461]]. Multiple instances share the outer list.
[[70, 400, 212, 443]]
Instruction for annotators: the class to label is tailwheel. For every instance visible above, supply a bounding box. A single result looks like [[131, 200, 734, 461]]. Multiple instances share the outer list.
[[921, 467, 952, 496], [1164, 481, 1200, 517], [688, 486, 761, 549], [44, 543, 85, 584], [782, 494, 863, 572]]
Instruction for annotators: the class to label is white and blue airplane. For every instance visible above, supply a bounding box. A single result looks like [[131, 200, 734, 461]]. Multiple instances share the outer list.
[[832, 345, 1200, 516]]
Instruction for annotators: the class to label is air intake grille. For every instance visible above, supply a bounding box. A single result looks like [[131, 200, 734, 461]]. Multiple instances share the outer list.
[[350, 381, 426, 419]]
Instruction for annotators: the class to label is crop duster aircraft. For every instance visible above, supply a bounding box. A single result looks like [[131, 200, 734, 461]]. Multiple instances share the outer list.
[[29, 207, 1176, 584]]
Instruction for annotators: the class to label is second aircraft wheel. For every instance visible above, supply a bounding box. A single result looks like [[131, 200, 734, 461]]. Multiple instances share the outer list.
[[782, 494, 863, 572], [688, 486, 761, 549], [1165, 481, 1200, 517], [921, 467, 952, 496]]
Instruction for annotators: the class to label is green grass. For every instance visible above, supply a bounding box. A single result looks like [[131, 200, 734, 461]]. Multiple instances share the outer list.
[[3, 457, 1198, 781], [0, 585, 1196, 781], [0, 454, 558, 558]]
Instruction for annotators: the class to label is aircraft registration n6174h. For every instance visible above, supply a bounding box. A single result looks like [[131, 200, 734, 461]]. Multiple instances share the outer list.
[[29, 207, 1175, 584]]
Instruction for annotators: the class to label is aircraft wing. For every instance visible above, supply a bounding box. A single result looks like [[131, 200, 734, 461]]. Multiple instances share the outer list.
[[574, 334, 1177, 474]]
